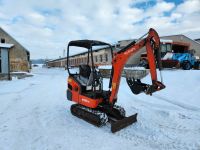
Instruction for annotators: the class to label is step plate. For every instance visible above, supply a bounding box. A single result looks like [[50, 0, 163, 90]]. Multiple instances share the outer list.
[[111, 113, 137, 133]]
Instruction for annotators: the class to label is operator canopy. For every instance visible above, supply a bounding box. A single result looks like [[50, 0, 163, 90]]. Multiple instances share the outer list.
[[68, 40, 110, 49]]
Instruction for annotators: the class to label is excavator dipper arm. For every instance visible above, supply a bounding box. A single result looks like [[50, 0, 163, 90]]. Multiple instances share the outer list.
[[109, 28, 165, 105]]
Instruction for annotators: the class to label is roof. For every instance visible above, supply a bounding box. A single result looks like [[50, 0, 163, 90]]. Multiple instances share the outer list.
[[118, 39, 136, 42], [160, 39, 173, 43], [194, 38, 200, 44], [0, 27, 29, 53], [68, 40, 110, 49], [0, 43, 14, 48], [161, 34, 200, 46]]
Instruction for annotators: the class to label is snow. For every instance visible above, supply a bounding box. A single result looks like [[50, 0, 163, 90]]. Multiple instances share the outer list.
[[98, 65, 146, 70], [160, 39, 173, 43], [98, 65, 112, 69], [0, 43, 14, 48], [162, 52, 173, 60], [0, 67, 200, 150]]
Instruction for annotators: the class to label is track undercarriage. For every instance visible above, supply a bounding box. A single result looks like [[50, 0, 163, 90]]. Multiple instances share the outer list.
[[70, 104, 137, 133]]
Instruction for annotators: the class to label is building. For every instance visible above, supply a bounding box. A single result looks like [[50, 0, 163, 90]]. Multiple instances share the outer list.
[[47, 45, 115, 68], [162, 35, 200, 58], [46, 34, 200, 68], [0, 27, 30, 72], [118, 35, 200, 65]]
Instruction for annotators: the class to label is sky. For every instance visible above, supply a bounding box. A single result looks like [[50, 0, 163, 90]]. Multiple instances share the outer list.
[[0, 0, 200, 59]]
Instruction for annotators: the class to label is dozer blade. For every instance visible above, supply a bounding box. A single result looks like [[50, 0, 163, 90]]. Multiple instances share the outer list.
[[111, 113, 137, 133]]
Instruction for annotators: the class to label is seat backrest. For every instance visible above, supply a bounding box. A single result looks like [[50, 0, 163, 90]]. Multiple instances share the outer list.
[[79, 65, 91, 78]]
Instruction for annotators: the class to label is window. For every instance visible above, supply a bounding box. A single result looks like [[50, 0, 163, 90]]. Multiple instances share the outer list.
[[105, 54, 108, 62], [161, 44, 167, 53], [95, 56, 98, 62], [166, 44, 171, 52], [89, 56, 91, 63], [100, 55, 102, 62], [26, 51, 30, 61], [1, 38, 5, 43]]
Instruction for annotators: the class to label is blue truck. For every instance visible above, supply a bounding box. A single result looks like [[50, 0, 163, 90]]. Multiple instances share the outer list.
[[140, 40, 200, 70], [172, 52, 200, 70]]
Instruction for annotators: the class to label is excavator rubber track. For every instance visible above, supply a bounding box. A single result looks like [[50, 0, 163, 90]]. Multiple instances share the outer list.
[[71, 104, 108, 127], [71, 104, 137, 133]]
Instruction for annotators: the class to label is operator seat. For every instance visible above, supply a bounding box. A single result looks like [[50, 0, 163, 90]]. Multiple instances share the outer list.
[[78, 65, 92, 86], [78, 64, 99, 87], [79, 65, 91, 79]]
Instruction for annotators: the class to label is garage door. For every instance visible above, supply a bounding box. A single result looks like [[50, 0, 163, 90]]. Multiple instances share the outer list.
[[0, 48, 9, 74]]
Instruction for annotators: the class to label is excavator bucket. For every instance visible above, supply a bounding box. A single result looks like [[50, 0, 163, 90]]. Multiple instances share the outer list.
[[126, 77, 148, 95], [125, 69, 149, 95], [111, 113, 137, 133]]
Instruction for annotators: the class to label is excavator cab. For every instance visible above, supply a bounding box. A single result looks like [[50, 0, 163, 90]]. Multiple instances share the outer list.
[[66, 40, 113, 103]]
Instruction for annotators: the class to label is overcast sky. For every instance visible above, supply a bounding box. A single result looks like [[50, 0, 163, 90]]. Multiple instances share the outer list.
[[0, 0, 200, 59]]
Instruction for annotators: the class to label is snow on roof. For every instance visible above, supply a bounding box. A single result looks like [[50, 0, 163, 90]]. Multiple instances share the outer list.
[[98, 65, 112, 69], [160, 39, 173, 43], [98, 65, 146, 70], [0, 43, 14, 48]]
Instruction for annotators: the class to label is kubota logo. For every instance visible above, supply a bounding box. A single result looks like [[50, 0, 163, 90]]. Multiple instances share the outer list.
[[124, 48, 135, 55], [82, 98, 90, 103]]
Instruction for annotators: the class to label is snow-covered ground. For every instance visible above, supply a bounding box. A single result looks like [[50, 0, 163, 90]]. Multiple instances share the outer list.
[[0, 67, 200, 150]]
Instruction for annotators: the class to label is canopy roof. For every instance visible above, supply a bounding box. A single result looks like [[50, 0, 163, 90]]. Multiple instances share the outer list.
[[68, 40, 110, 49]]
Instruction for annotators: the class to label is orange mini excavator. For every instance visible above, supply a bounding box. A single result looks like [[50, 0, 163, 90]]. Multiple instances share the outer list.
[[66, 28, 165, 133]]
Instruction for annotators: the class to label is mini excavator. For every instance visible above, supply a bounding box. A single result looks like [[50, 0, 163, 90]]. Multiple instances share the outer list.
[[66, 28, 165, 133]]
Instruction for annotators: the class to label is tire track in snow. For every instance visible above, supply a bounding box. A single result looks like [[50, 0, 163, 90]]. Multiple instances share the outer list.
[[113, 78, 200, 149], [153, 94, 200, 112], [115, 96, 200, 150], [0, 83, 36, 95], [115, 117, 200, 150]]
